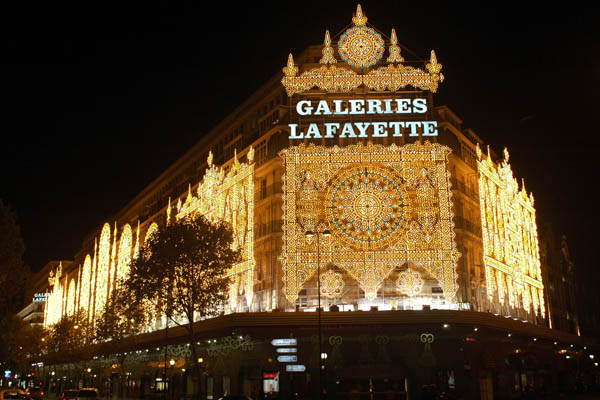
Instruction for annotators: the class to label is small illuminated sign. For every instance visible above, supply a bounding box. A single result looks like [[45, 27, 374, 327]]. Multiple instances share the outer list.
[[276, 348, 297, 354], [33, 293, 47, 302], [4, 370, 11, 378], [277, 355, 297, 363], [285, 365, 306, 372], [271, 338, 297, 346]]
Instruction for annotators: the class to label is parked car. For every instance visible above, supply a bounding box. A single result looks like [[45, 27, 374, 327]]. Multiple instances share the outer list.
[[59, 389, 79, 400], [25, 387, 43, 400], [0, 389, 30, 400], [76, 388, 99, 400]]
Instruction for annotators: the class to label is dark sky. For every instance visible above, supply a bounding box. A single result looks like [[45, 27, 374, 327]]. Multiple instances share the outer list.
[[2, 2, 599, 282]]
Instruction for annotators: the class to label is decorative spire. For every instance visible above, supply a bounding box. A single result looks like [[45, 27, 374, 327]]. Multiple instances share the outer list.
[[133, 221, 140, 259], [426, 50, 443, 75], [166, 197, 172, 225], [232, 148, 241, 173], [320, 30, 337, 65], [283, 53, 298, 77], [186, 184, 193, 204], [503, 147, 510, 163], [387, 28, 404, 63], [247, 145, 254, 163], [207, 150, 213, 167], [352, 4, 367, 26]]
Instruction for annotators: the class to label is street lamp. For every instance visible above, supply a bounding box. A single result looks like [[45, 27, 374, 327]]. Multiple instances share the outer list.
[[305, 228, 331, 399]]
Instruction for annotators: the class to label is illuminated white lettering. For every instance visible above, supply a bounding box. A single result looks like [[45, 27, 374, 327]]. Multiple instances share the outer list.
[[389, 121, 405, 136], [339, 122, 357, 138], [383, 99, 394, 114], [354, 122, 371, 138], [324, 123, 340, 138], [333, 100, 348, 114], [314, 100, 332, 115], [366, 99, 383, 115], [422, 121, 438, 136], [413, 98, 427, 113], [406, 121, 422, 136], [371, 122, 388, 137], [288, 124, 304, 139], [349, 99, 365, 115], [296, 100, 313, 116], [305, 123, 322, 139], [395, 99, 412, 113]]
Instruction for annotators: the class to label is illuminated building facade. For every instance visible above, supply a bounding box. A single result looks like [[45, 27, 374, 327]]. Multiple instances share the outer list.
[[33, 5, 592, 399]]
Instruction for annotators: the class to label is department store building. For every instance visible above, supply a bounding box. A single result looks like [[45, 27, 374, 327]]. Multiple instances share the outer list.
[[30, 6, 594, 399]]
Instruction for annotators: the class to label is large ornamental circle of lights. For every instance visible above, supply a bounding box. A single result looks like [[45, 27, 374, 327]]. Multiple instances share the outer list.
[[337, 26, 385, 69], [327, 164, 410, 251]]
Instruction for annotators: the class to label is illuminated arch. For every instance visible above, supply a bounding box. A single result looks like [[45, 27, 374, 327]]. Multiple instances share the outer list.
[[66, 278, 76, 316], [79, 255, 92, 315], [94, 223, 111, 318], [144, 222, 159, 244], [117, 224, 133, 284]]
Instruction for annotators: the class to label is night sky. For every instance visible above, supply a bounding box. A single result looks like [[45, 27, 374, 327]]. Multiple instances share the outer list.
[[2, 2, 599, 283]]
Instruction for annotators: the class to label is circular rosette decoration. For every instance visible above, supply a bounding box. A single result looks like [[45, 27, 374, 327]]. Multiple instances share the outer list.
[[338, 26, 384, 69], [396, 268, 424, 297], [327, 164, 410, 251], [320, 269, 344, 299]]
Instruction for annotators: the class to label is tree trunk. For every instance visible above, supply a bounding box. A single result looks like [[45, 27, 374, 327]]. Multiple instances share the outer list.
[[188, 318, 201, 400], [119, 355, 127, 400]]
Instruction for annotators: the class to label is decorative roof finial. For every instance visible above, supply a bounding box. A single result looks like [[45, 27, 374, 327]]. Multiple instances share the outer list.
[[503, 147, 510, 163], [186, 184, 192, 203], [247, 145, 255, 163], [352, 4, 367, 26], [387, 28, 404, 63], [232, 148, 241, 172], [283, 53, 298, 77], [320, 30, 337, 65], [207, 150, 213, 167], [166, 197, 172, 225]]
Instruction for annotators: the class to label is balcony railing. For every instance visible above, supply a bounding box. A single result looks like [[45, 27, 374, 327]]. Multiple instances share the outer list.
[[450, 177, 479, 201], [255, 182, 283, 202], [255, 220, 283, 239], [453, 215, 482, 236]]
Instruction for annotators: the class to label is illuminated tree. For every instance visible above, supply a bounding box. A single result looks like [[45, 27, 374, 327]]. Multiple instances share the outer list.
[[45, 310, 93, 364], [125, 214, 239, 384]]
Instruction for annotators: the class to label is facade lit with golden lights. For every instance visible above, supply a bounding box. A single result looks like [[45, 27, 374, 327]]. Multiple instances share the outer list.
[[31, 6, 593, 399], [41, 4, 548, 332]]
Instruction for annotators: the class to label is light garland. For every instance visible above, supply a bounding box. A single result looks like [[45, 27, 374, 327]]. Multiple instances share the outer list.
[[80, 255, 92, 318], [94, 223, 112, 320], [280, 141, 459, 304], [117, 224, 133, 285], [477, 145, 545, 318]]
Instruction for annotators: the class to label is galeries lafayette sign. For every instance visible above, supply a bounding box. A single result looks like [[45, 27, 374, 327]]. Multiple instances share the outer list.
[[289, 98, 438, 139]]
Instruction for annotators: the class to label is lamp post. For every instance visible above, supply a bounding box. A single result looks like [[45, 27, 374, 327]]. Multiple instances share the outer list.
[[305, 229, 331, 399]]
